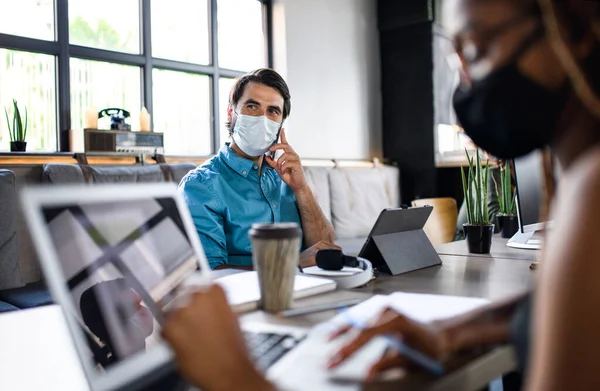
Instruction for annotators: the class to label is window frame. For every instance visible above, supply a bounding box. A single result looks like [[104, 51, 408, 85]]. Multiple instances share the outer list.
[[0, 0, 273, 154]]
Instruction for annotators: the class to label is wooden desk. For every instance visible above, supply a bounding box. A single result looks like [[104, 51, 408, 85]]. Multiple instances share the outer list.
[[6, 242, 533, 391], [436, 236, 540, 262], [241, 244, 536, 391], [242, 253, 534, 327]]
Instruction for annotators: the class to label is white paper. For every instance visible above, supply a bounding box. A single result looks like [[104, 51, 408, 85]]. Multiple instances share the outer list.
[[324, 292, 489, 332], [302, 266, 363, 277], [215, 271, 336, 310]]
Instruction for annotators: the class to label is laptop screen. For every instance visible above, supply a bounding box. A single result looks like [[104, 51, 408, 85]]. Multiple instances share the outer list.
[[41, 196, 198, 370]]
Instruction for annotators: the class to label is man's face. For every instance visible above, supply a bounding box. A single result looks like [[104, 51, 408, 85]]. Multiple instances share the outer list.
[[228, 81, 285, 131], [443, 0, 566, 88]]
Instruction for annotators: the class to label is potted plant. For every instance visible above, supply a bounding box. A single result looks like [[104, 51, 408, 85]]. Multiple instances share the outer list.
[[493, 160, 519, 238], [461, 149, 495, 254], [4, 99, 27, 152]]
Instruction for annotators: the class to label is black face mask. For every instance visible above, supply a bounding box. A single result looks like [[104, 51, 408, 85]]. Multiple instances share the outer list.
[[453, 25, 570, 159]]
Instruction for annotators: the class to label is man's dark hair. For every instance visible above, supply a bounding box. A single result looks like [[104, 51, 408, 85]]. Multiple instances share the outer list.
[[226, 68, 292, 137]]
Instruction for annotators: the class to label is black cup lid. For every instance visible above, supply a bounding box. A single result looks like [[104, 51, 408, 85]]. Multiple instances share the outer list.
[[248, 223, 302, 239]]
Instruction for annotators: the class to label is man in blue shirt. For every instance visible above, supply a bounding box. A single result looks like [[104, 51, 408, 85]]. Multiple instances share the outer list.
[[180, 68, 337, 270]]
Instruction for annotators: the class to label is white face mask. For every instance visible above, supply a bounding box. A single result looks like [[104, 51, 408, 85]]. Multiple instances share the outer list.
[[232, 113, 281, 157]]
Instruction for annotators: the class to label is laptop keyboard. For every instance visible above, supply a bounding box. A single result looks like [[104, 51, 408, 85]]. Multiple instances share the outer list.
[[244, 331, 302, 372]]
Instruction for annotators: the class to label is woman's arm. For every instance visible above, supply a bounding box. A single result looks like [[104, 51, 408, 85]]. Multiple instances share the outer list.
[[162, 285, 275, 391], [526, 151, 600, 391]]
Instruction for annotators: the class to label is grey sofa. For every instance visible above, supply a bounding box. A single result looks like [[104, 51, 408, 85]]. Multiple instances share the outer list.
[[0, 161, 400, 312], [0, 170, 23, 312], [40, 162, 400, 256]]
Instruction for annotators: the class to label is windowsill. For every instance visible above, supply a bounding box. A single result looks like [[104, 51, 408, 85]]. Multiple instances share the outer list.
[[0, 152, 212, 166]]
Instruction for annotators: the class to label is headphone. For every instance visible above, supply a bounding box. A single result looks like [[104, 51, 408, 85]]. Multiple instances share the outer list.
[[315, 249, 365, 271]]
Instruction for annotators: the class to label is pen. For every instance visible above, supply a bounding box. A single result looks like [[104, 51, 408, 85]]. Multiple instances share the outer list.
[[343, 313, 445, 376], [277, 299, 362, 318]]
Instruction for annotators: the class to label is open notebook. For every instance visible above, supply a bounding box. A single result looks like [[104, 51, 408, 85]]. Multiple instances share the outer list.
[[214, 271, 337, 312]]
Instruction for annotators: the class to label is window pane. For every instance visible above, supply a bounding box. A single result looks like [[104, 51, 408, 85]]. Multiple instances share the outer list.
[[153, 70, 211, 155], [219, 77, 237, 147], [69, 0, 140, 53], [0, 50, 57, 151], [218, 0, 266, 71], [0, 0, 54, 40], [70, 59, 141, 131], [151, 0, 209, 64]]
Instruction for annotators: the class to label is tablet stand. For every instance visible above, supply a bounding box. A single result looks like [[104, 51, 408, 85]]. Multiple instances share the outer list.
[[361, 229, 441, 275]]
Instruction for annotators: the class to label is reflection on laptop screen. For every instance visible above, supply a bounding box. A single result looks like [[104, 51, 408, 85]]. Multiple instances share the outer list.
[[41, 197, 197, 370]]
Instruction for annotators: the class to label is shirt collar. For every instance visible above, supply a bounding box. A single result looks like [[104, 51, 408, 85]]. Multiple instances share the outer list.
[[219, 143, 268, 178]]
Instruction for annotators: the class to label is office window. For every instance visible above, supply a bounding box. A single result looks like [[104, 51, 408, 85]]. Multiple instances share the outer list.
[[151, 0, 210, 64], [218, 77, 237, 145], [0, 49, 57, 151], [70, 59, 141, 131], [0, 0, 271, 154], [218, 0, 266, 71], [153, 70, 211, 156], [0, 0, 54, 41], [69, 0, 140, 53]]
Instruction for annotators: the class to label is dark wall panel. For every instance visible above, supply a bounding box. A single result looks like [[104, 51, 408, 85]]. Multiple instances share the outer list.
[[380, 21, 436, 201], [378, 0, 433, 30]]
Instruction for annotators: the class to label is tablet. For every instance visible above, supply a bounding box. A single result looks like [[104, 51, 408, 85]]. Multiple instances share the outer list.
[[358, 206, 442, 275]]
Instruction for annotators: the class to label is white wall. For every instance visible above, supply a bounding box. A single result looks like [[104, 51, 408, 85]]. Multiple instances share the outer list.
[[272, 0, 382, 160]]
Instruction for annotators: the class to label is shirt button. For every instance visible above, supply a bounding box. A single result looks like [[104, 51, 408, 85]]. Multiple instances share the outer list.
[[242, 170, 247, 175], [253, 165, 258, 170], [273, 203, 277, 209]]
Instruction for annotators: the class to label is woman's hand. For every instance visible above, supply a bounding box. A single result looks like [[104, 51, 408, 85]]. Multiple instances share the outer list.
[[162, 285, 274, 391], [328, 308, 452, 380]]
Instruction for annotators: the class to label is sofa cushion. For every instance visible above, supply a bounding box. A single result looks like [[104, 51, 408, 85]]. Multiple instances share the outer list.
[[168, 163, 197, 183], [42, 164, 85, 184], [0, 301, 18, 313], [0, 281, 52, 309], [303, 166, 332, 222], [329, 166, 400, 239], [89, 165, 166, 183], [0, 170, 23, 290], [43, 163, 195, 184]]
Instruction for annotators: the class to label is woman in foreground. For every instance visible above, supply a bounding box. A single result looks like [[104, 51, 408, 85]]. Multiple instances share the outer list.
[[162, 0, 600, 390]]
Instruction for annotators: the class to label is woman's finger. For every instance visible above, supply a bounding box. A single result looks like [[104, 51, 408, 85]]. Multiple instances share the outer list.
[[367, 354, 407, 381], [329, 324, 353, 341]]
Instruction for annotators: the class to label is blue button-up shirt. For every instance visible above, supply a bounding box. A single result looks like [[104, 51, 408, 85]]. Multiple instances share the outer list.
[[179, 144, 302, 269]]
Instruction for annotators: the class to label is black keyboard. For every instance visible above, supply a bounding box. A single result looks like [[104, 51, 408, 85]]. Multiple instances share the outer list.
[[243, 331, 301, 372]]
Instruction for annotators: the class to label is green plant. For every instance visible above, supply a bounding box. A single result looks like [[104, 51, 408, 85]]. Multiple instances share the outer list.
[[4, 99, 28, 142], [461, 149, 491, 226], [493, 161, 517, 216]]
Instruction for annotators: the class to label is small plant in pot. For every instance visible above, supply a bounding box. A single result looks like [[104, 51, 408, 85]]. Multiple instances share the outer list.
[[461, 149, 495, 254], [493, 160, 519, 239], [4, 99, 27, 152]]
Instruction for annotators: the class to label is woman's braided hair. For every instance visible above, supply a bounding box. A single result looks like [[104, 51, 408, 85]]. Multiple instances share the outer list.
[[536, 0, 600, 227]]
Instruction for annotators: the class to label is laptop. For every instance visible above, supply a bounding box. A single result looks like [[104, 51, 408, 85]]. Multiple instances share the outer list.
[[20, 183, 329, 391]]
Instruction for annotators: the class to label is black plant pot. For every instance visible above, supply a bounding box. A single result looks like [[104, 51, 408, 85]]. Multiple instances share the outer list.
[[496, 215, 519, 239], [463, 224, 495, 254], [10, 141, 26, 152]]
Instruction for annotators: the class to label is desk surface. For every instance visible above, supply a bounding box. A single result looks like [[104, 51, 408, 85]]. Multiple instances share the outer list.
[[6, 241, 534, 391], [242, 252, 534, 330], [241, 243, 536, 391], [436, 236, 540, 262]]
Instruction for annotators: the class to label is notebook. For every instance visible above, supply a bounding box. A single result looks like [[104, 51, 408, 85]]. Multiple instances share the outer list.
[[212, 271, 337, 313]]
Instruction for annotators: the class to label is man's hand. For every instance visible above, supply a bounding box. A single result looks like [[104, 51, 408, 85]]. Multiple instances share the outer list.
[[299, 240, 341, 268], [265, 128, 308, 193], [162, 285, 273, 391]]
